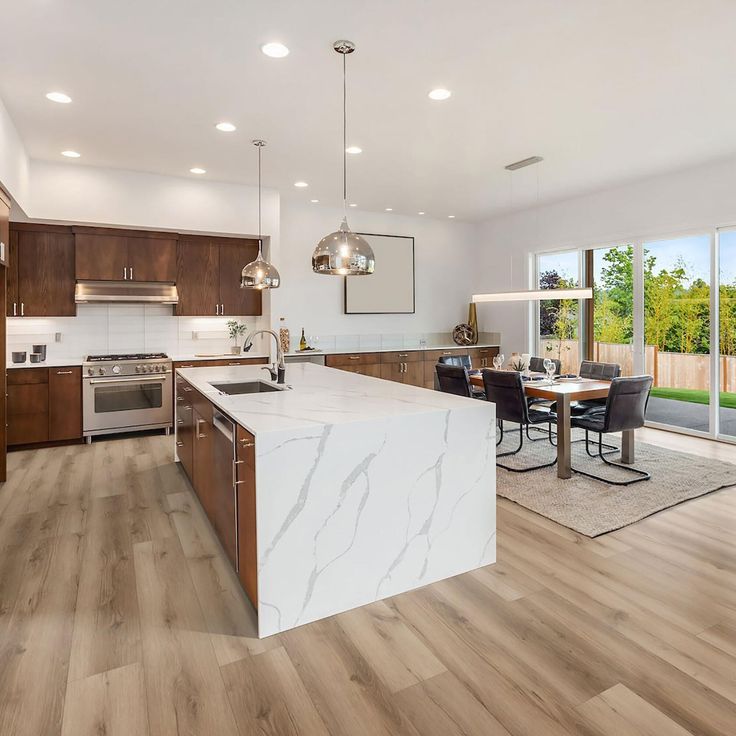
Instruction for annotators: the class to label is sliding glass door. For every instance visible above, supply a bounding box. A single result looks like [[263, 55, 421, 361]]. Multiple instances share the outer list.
[[537, 250, 581, 373], [719, 229, 736, 440], [591, 244, 635, 375], [643, 235, 711, 432]]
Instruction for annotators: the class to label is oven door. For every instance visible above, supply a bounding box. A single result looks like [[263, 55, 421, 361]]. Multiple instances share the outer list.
[[83, 373, 172, 434]]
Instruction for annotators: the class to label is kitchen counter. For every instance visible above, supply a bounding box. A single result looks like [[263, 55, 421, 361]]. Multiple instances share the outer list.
[[7, 357, 85, 369], [175, 362, 496, 637], [285, 342, 500, 357]]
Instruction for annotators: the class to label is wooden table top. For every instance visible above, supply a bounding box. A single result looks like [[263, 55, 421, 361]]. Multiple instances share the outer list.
[[469, 372, 611, 402]]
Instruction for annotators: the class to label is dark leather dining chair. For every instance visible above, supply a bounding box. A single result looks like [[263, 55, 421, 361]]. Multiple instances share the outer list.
[[571, 375, 653, 485], [573, 360, 621, 414], [481, 369, 556, 472], [529, 356, 561, 375], [436, 355, 485, 399], [435, 363, 473, 398]]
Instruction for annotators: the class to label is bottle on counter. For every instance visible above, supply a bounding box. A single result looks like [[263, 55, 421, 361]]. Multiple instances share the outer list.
[[299, 328, 308, 351], [279, 317, 290, 355]]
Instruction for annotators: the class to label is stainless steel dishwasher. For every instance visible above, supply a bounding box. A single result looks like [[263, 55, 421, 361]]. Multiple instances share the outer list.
[[212, 410, 239, 569]]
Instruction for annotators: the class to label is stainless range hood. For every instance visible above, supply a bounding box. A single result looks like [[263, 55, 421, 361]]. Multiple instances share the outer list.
[[75, 280, 179, 304]]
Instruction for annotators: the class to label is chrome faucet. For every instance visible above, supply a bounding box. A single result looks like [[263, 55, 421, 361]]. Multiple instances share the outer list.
[[245, 329, 286, 384]]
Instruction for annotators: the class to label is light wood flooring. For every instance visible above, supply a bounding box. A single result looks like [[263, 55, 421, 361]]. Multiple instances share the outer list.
[[0, 429, 735, 735]]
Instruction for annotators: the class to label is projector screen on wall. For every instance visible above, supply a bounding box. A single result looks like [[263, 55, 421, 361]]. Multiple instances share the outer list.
[[344, 233, 415, 314]]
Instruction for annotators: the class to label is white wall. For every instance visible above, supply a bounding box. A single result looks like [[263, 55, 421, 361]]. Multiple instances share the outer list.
[[476, 155, 736, 356], [0, 97, 30, 211], [274, 201, 478, 340]]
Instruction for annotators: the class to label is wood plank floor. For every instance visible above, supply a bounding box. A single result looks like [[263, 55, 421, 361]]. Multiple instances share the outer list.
[[0, 429, 735, 735]]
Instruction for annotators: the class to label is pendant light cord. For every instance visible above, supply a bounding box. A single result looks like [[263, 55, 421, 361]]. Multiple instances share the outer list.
[[342, 50, 347, 218], [258, 143, 263, 256]]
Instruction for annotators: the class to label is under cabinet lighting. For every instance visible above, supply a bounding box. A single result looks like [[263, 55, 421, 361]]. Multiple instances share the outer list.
[[472, 288, 593, 303]]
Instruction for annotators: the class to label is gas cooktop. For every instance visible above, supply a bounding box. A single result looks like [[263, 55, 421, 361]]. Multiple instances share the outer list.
[[85, 352, 169, 362]]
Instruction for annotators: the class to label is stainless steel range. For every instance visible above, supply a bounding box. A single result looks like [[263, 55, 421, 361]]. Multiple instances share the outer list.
[[83, 353, 173, 440]]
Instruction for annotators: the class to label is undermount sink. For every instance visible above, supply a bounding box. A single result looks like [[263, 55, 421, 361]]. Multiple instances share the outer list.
[[211, 380, 286, 395]]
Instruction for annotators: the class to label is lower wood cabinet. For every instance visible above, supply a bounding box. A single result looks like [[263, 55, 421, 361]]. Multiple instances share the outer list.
[[8, 367, 82, 446], [175, 378, 258, 609]]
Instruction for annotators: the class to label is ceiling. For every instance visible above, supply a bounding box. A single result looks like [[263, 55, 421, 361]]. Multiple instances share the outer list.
[[2, 0, 736, 222]]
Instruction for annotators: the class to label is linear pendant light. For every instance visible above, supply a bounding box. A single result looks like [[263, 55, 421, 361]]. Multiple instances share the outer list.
[[241, 139, 281, 289], [311, 40, 375, 276], [472, 288, 592, 303]]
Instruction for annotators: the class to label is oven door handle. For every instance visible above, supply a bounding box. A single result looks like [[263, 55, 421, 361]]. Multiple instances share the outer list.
[[88, 376, 169, 385]]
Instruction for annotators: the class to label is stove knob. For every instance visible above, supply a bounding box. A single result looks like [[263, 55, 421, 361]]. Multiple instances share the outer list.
[[98, 367, 106, 376], [112, 365, 121, 375], [146, 364, 153, 372], [87, 367, 94, 376], [136, 365, 142, 373]]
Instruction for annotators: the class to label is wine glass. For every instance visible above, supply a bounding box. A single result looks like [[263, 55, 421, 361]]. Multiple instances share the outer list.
[[543, 358, 555, 381], [493, 354, 504, 370]]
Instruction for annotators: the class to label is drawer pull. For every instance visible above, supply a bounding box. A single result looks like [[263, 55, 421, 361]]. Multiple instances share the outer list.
[[177, 419, 184, 425], [56, 370, 74, 375], [176, 441, 184, 448], [182, 386, 193, 392], [239, 439, 255, 447], [398, 353, 408, 357], [176, 395, 184, 401], [348, 355, 360, 360]]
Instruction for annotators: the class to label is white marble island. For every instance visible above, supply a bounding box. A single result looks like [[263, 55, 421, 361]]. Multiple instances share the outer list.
[[175, 362, 496, 637]]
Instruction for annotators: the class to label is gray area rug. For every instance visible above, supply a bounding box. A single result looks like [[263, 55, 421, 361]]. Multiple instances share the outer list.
[[495, 425, 736, 537]]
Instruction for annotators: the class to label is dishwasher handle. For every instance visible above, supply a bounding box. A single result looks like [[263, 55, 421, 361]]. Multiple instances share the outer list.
[[212, 410, 235, 443]]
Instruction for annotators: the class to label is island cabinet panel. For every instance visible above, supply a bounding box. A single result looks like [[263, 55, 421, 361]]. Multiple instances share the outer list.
[[48, 367, 82, 441], [193, 406, 215, 524], [8, 224, 76, 317], [175, 376, 195, 480], [7, 369, 49, 445], [211, 413, 237, 568], [236, 426, 258, 608], [378, 351, 425, 387]]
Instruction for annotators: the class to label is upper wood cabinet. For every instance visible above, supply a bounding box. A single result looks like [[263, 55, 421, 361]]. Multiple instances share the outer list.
[[74, 227, 177, 282], [7, 224, 76, 317], [176, 235, 262, 317]]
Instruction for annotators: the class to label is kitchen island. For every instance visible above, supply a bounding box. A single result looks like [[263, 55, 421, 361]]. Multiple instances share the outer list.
[[175, 362, 496, 637]]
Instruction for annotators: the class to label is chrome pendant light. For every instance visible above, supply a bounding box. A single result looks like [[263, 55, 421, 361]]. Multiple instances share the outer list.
[[312, 40, 375, 276], [241, 139, 281, 289]]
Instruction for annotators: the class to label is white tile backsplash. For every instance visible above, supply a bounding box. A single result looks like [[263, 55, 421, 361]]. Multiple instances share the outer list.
[[7, 306, 269, 362]]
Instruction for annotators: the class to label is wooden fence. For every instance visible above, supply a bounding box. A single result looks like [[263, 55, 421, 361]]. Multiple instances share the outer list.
[[540, 339, 736, 392]]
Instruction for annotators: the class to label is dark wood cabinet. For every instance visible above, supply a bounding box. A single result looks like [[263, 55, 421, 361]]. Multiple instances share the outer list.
[[7, 369, 49, 445], [176, 238, 220, 315], [7, 228, 18, 315], [8, 224, 76, 317], [7, 366, 83, 446], [176, 235, 261, 316], [192, 406, 215, 523], [75, 232, 128, 281], [74, 227, 177, 282], [212, 413, 237, 568], [0, 189, 8, 481], [49, 367, 82, 441], [175, 376, 195, 480]]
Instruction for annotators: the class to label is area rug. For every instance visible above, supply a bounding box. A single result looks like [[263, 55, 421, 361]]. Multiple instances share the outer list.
[[494, 426, 736, 537]]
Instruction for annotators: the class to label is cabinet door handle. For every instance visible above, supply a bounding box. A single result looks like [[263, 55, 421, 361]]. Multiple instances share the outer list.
[[221, 303, 225, 315], [215, 304, 220, 315], [130, 266, 134, 280], [56, 370, 74, 375], [12, 303, 16, 316], [20, 303, 24, 316], [123, 267, 127, 280], [182, 386, 193, 392], [196, 418, 206, 438], [176, 441, 184, 448], [177, 418, 184, 425], [239, 439, 255, 447]]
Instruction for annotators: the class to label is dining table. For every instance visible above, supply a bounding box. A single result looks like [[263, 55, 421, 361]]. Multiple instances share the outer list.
[[469, 372, 635, 479]]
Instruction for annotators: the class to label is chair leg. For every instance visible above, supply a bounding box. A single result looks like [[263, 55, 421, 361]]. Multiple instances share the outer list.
[[496, 420, 504, 447], [572, 432, 650, 486], [573, 429, 617, 456], [497, 424, 558, 473], [526, 422, 557, 447]]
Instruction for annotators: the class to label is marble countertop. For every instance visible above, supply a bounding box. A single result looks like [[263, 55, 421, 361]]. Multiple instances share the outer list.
[[285, 342, 499, 357], [176, 361, 488, 435], [8, 357, 85, 369]]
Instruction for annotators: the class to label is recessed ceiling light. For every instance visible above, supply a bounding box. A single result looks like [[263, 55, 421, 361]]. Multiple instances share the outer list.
[[190, 167, 206, 174], [294, 181, 308, 188], [345, 146, 362, 154], [215, 122, 237, 132], [61, 150, 80, 158], [310, 199, 319, 203], [418, 211, 425, 215], [448, 214, 456, 219], [349, 203, 357, 207], [385, 207, 393, 212], [428, 88, 452, 101], [46, 91, 71, 104], [261, 42, 290, 58]]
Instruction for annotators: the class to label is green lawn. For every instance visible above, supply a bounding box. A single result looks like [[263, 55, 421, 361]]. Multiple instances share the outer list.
[[650, 387, 736, 409]]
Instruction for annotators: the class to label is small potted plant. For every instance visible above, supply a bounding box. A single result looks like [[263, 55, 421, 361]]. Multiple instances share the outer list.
[[508, 355, 526, 372], [227, 320, 247, 354]]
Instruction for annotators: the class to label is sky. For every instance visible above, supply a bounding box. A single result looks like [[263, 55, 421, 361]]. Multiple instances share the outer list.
[[539, 232, 736, 287]]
